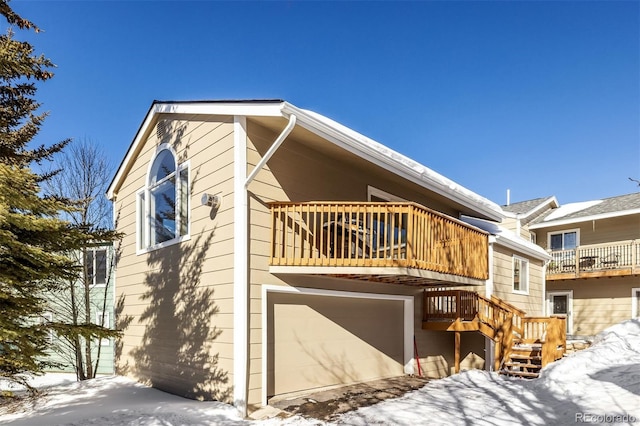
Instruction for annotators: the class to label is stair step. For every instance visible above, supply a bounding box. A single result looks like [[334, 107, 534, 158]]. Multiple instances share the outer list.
[[511, 347, 542, 354], [500, 370, 540, 379], [509, 354, 542, 361], [504, 362, 541, 369]]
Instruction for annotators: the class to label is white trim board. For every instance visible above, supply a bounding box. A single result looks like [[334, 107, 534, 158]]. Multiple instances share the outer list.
[[547, 290, 573, 335], [233, 116, 249, 417], [260, 285, 414, 407]]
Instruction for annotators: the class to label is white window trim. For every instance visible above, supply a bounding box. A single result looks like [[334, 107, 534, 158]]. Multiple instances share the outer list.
[[547, 228, 580, 251], [260, 285, 414, 407], [632, 288, 640, 318], [367, 185, 407, 202], [136, 187, 146, 254], [512, 255, 529, 295], [136, 145, 191, 255], [87, 247, 108, 288], [547, 290, 573, 335]]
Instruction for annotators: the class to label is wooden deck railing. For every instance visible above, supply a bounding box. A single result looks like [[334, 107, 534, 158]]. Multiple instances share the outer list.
[[269, 202, 489, 280], [423, 290, 566, 370], [522, 316, 567, 366], [547, 240, 640, 277]]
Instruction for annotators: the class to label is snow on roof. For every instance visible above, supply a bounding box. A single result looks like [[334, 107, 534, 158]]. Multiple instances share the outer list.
[[543, 200, 603, 221], [529, 192, 640, 228], [461, 215, 551, 260], [109, 100, 504, 221], [294, 106, 503, 221]]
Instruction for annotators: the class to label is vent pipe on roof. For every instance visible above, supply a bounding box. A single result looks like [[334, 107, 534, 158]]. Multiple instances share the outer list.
[[506, 189, 511, 206]]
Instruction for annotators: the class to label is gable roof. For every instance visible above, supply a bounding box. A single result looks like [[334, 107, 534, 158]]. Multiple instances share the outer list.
[[502, 197, 557, 216], [107, 100, 504, 221], [529, 192, 640, 229], [501, 196, 559, 226]]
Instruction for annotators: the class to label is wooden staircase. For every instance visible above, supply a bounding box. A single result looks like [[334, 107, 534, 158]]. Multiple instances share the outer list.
[[501, 345, 543, 378], [422, 290, 566, 378]]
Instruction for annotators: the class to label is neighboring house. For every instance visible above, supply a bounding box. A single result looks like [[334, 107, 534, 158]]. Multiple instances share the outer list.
[[503, 193, 640, 338], [41, 243, 116, 375], [106, 100, 562, 416]]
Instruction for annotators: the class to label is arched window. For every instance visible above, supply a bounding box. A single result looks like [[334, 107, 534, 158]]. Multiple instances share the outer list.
[[137, 146, 189, 251]]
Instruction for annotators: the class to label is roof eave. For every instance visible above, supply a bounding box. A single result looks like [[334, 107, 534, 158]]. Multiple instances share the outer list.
[[493, 234, 552, 261], [281, 103, 504, 222], [529, 208, 640, 229], [108, 100, 505, 222], [107, 100, 286, 199]]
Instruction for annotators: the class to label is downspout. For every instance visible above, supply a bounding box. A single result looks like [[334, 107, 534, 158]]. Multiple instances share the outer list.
[[245, 115, 297, 186], [233, 114, 296, 418]]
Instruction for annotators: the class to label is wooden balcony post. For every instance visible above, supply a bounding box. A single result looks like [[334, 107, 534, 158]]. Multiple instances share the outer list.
[[493, 331, 503, 372], [406, 204, 414, 267]]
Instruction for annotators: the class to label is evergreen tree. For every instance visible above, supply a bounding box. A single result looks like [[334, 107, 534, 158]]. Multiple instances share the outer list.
[[0, 0, 116, 391]]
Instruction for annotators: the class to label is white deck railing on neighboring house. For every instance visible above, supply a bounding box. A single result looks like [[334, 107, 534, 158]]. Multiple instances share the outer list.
[[546, 240, 640, 278]]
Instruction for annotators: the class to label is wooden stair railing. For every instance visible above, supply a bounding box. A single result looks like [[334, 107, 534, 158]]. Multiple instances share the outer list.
[[423, 290, 566, 377]]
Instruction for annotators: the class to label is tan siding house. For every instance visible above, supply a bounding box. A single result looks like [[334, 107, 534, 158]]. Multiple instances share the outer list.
[[107, 100, 558, 416], [504, 194, 640, 338]]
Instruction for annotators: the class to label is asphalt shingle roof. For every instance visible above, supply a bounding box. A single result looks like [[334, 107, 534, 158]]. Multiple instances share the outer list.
[[530, 192, 640, 225], [502, 197, 555, 215]]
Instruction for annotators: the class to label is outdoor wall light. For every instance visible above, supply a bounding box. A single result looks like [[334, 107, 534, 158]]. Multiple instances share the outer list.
[[201, 193, 222, 210]]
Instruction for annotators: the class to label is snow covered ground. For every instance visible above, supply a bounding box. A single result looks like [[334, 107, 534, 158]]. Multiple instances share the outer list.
[[2, 319, 640, 426]]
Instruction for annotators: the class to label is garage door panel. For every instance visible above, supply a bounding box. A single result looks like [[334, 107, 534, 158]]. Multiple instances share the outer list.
[[267, 292, 404, 397]]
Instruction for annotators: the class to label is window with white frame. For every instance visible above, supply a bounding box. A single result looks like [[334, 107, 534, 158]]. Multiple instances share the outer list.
[[513, 256, 529, 294], [367, 185, 406, 202], [85, 247, 108, 286], [137, 146, 189, 251], [548, 230, 578, 251], [95, 311, 110, 346]]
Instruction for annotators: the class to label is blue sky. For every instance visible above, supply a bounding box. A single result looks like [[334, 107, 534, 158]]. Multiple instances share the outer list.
[[10, 0, 640, 206]]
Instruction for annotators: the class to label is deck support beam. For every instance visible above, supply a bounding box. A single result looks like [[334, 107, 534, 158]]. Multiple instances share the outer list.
[[454, 331, 461, 374]]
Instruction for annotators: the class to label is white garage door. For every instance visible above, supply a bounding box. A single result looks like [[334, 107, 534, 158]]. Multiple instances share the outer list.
[[267, 291, 405, 397]]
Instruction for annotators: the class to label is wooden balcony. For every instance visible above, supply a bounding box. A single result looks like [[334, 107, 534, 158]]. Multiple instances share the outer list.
[[546, 240, 640, 280], [269, 202, 489, 286]]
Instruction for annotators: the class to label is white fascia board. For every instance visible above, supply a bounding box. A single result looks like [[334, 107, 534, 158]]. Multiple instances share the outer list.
[[280, 103, 504, 222], [494, 234, 552, 261], [152, 101, 284, 117], [107, 102, 284, 200], [529, 208, 640, 230], [107, 106, 156, 200], [520, 197, 559, 220]]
